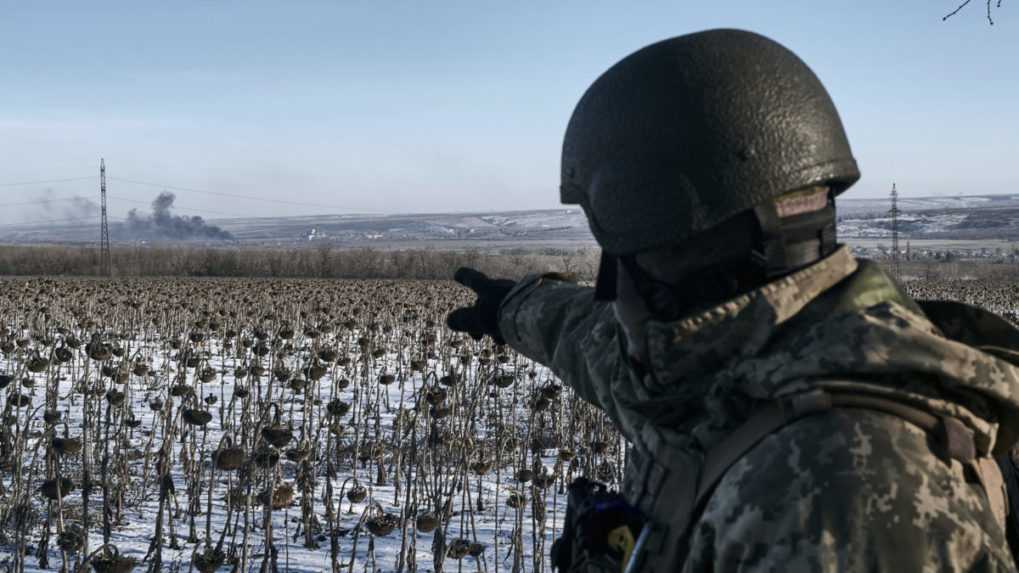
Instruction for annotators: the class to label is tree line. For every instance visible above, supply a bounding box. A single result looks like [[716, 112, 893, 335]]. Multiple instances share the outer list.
[[0, 244, 600, 280]]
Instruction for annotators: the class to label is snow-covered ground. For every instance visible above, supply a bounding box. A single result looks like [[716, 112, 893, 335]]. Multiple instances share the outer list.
[[0, 278, 623, 573]]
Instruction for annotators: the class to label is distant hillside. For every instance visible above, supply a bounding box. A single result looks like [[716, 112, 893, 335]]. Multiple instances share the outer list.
[[214, 209, 592, 247], [0, 208, 594, 248], [2, 193, 1018, 246], [838, 193, 1019, 240]]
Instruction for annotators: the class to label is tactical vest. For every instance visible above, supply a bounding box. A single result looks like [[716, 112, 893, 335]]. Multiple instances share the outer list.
[[621, 299, 1019, 571], [621, 386, 1009, 572]]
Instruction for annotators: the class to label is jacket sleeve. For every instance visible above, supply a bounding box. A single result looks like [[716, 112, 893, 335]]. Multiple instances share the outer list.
[[497, 273, 624, 414]]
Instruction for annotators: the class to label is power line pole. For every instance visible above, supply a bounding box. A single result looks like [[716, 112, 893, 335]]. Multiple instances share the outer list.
[[889, 181, 900, 278], [100, 158, 111, 277]]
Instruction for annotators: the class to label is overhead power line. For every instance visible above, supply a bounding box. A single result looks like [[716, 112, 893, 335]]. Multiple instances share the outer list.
[[0, 196, 232, 222], [0, 216, 126, 228], [0, 197, 92, 208], [108, 195, 236, 217], [0, 176, 94, 187], [0, 196, 229, 216], [109, 176, 345, 211], [1, 172, 347, 221]]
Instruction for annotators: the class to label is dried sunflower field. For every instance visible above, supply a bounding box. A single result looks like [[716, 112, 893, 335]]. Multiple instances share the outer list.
[[1, 273, 1014, 573], [0, 277, 623, 573]]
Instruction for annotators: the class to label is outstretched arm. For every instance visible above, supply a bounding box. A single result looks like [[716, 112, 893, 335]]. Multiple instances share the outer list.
[[447, 267, 624, 415], [450, 267, 623, 409], [498, 273, 623, 413]]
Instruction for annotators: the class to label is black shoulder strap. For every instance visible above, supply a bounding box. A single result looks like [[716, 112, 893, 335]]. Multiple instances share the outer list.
[[997, 452, 1019, 567], [626, 387, 1007, 572], [695, 388, 987, 519]]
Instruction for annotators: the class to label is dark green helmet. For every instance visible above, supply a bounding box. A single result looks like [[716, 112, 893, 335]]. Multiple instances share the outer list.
[[560, 29, 860, 255]]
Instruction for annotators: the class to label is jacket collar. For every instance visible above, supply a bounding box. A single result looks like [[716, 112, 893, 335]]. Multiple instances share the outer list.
[[642, 245, 858, 390]]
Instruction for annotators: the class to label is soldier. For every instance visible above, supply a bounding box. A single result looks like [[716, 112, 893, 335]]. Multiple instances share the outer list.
[[448, 29, 1019, 571]]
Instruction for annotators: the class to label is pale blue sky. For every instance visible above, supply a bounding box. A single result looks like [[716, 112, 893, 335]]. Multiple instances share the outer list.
[[0, 1, 1016, 223]]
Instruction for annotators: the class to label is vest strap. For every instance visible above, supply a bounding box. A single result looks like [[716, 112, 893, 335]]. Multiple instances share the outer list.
[[696, 388, 995, 520]]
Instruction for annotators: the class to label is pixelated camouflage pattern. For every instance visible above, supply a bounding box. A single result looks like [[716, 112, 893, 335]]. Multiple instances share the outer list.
[[498, 246, 1019, 571]]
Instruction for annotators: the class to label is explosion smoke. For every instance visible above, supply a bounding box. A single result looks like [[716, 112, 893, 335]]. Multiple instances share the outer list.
[[123, 192, 233, 241], [36, 189, 99, 222]]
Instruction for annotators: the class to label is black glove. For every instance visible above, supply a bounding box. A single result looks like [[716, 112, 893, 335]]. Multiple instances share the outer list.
[[447, 267, 516, 344]]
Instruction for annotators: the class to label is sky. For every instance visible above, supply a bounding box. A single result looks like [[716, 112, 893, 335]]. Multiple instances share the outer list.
[[0, 1, 1016, 225]]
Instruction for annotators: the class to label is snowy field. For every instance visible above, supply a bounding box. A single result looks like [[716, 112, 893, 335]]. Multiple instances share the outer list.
[[4, 271, 1014, 573], [0, 278, 623, 572]]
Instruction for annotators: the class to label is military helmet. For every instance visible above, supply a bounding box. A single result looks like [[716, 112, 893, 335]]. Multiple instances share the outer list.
[[560, 29, 860, 256]]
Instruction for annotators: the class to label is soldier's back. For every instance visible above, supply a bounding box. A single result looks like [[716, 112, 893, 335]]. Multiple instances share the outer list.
[[688, 408, 1014, 572]]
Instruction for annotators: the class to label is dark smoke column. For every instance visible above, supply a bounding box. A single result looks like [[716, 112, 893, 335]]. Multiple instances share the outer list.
[[123, 192, 233, 241]]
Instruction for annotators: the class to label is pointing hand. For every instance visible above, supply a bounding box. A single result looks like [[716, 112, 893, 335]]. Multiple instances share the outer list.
[[446, 267, 517, 344]]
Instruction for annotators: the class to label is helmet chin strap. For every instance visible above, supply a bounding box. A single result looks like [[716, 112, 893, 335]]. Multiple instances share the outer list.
[[595, 193, 838, 317], [594, 251, 619, 302], [751, 192, 838, 279]]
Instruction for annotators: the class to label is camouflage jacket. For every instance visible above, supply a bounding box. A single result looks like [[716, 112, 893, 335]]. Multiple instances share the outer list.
[[499, 246, 1019, 572]]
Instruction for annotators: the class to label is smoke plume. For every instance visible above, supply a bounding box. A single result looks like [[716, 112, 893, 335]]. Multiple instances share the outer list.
[[123, 192, 233, 241], [35, 189, 99, 222]]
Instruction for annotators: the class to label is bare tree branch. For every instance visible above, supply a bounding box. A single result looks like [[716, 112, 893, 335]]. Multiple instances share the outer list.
[[943, 0, 1004, 24], [944, 0, 974, 21]]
